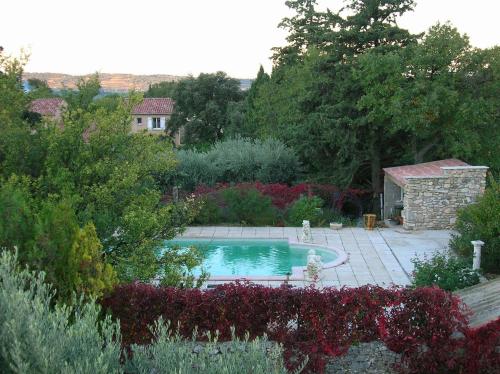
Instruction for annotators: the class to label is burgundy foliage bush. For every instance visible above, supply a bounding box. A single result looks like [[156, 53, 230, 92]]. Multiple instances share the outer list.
[[100, 283, 499, 373], [193, 182, 370, 211]]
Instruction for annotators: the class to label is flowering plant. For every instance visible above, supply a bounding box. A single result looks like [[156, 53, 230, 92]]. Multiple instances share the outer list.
[[411, 251, 480, 291]]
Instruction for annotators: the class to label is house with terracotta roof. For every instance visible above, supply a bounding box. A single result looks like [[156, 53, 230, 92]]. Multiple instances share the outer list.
[[30, 97, 182, 144], [29, 98, 67, 121], [131, 98, 181, 145], [383, 159, 488, 230]]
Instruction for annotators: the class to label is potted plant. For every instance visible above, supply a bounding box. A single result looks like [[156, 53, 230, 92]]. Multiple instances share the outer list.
[[330, 222, 343, 230]]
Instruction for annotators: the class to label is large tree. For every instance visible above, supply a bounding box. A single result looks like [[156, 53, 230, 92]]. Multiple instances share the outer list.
[[27, 78, 55, 99], [457, 45, 500, 175], [61, 73, 101, 111], [169, 72, 243, 146], [144, 81, 178, 98], [36, 95, 200, 282], [356, 23, 500, 174], [250, 0, 499, 195], [0, 54, 204, 298], [251, 0, 417, 191]]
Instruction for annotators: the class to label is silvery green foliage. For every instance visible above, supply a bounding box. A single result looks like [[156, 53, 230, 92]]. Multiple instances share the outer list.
[[127, 321, 307, 374], [176, 150, 223, 190], [177, 137, 301, 190], [0, 250, 122, 374], [0, 251, 304, 374]]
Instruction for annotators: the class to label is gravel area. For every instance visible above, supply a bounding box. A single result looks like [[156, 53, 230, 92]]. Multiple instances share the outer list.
[[325, 341, 401, 374]]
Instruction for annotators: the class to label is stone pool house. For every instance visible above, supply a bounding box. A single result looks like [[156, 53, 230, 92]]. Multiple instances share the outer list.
[[131, 98, 182, 146], [383, 159, 488, 230]]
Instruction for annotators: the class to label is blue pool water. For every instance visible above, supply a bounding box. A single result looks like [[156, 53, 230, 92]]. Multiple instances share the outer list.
[[163, 239, 337, 277]]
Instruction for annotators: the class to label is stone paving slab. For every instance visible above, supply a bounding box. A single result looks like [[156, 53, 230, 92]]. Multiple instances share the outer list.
[[180, 226, 452, 288], [378, 229, 452, 274]]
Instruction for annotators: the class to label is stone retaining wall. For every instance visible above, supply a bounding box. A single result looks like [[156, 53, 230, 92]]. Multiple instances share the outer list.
[[403, 166, 488, 230]]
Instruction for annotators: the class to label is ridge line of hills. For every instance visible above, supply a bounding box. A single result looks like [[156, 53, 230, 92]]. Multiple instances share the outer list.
[[23, 72, 252, 92]]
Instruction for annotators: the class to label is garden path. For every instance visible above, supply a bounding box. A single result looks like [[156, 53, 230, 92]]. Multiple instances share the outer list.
[[179, 226, 453, 289]]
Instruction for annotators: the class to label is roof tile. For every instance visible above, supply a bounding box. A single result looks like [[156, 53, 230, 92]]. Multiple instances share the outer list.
[[383, 159, 469, 186], [30, 98, 66, 116], [132, 98, 175, 115]]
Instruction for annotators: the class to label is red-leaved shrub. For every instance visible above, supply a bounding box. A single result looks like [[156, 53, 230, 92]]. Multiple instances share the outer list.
[[193, 182, 309, 209], [192, 182, 370, 211], [100, 283, 498, 373]]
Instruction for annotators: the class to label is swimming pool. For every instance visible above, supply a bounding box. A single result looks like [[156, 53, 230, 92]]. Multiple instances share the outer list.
[[163, 238, 341, 278]]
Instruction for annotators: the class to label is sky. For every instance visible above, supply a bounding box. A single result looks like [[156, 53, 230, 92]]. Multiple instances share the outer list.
[[2, 0, 499, 78]]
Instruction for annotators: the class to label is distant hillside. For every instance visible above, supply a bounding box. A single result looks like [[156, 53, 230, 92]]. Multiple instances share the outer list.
[[23, 72, 252, 92], [23, 72, 185, 93]]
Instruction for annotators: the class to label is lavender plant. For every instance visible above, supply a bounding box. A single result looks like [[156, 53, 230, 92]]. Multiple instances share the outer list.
[[0, 250, 122, 373], [127, 321, 307, 374]]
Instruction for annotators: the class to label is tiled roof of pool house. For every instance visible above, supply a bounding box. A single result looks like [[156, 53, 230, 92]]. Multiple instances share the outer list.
[[383, 158, 469, 187]]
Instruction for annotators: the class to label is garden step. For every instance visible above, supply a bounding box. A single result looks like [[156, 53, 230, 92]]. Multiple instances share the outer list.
[[457, 283, 500, 299], [454, 278, 500, 328], [459, 288, 500, 304], [462, 295, 500, 313]]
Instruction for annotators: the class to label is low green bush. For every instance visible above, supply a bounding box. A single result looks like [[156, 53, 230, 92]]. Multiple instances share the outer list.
[[222, 188, 279, 226], [0, 250, 122, 373], [450, 180, 500, 273], [193, 195, 223, 225], [286, 196, 324, 226], [411, 251, 480, 291], [176, 137, 301, 190]]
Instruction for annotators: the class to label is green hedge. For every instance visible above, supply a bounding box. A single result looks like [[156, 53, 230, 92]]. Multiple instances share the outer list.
[[221, 187, 279, 226], [176, 137, 301, 190], [193, 187, 280, 226]]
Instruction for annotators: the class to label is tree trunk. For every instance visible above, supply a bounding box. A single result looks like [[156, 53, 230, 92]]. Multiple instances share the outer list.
[[370, 138, 381, 195]]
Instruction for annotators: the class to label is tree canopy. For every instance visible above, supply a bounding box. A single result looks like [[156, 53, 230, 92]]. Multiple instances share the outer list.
[[27, 78, 56, 99], [242, 0, 499, 193], [0, 54, 203, 301], [61, 73, 101, 111], [144, 81, 178, 98], [168, 72, 244, 146]]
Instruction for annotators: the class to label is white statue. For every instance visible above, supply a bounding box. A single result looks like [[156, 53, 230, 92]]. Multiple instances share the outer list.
[[302, 220, 313, 243], [306, 249, 322, 282]]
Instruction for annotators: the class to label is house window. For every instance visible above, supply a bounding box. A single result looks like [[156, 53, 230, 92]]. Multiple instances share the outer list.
[[152, 117, 161, 129], [136, 117, 142, 125]]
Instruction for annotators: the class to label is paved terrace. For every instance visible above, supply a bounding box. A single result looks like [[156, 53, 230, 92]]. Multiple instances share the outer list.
[[179, 226, 453, 288]]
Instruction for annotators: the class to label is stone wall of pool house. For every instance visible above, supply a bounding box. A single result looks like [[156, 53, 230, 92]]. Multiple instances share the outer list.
[[402, 166, 488, 230]]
